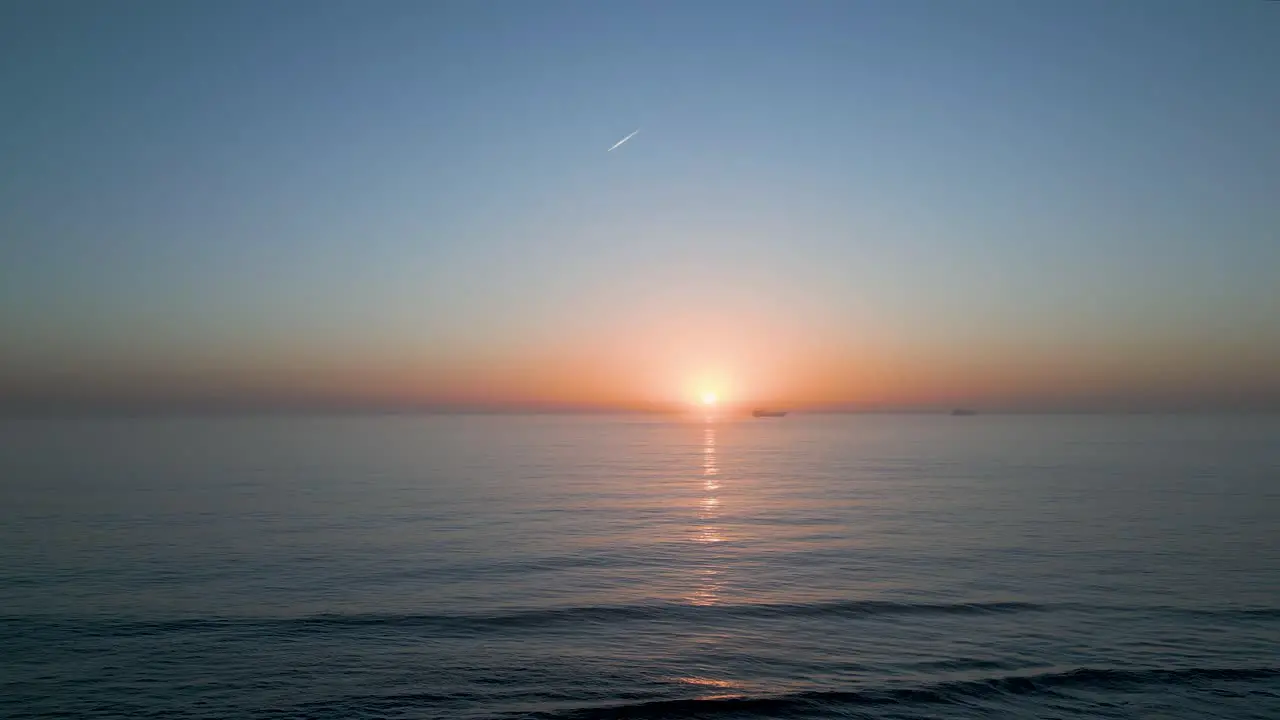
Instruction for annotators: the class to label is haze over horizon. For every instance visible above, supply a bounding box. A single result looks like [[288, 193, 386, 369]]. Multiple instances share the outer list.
[[3, 0, 1278, 415]]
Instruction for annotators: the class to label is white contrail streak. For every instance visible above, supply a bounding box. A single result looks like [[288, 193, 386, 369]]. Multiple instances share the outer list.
[[607, 129, 639, 152]]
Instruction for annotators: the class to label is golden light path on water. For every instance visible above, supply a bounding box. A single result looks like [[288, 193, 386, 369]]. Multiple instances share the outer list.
[[679, 421, 752, 699], [691, 421, 724, 606]]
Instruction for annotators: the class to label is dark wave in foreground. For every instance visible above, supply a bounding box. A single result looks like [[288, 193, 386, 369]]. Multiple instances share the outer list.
[[518, 667, 1280, 720], [298, 599, 1045, 630], [6, 600, 1280, 639]]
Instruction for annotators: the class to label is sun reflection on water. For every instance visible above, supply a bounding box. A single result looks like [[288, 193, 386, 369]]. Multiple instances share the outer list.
[[697, 425, 723, 544], [672, 675, 746, 700], [690, 423, 725, 605]]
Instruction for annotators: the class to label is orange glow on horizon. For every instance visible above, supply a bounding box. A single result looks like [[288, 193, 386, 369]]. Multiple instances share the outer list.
[[131, 293, 1278, 414]]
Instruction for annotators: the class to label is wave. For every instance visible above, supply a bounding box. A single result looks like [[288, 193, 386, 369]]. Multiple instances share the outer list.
[[518, 667, 1280, 719], [6, 600, 1280, 637], [0, 600, 1044, 641], [277, 600, 1280, 632], [1184, 606, 1280, 619], [285, 599, 1045, 632]]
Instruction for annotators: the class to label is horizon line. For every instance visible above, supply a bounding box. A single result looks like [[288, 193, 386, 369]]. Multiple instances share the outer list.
[[3, 404, 1279, 419]]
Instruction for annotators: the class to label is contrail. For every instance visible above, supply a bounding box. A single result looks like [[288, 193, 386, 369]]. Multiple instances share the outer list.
[[607, 128, 639, 152]]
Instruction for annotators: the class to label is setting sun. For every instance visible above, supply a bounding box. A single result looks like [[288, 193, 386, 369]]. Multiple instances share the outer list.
[[701, 392, 718, 406]]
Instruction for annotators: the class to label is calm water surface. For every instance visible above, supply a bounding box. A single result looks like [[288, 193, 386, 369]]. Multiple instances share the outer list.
[[2, 414, 1278, 718]]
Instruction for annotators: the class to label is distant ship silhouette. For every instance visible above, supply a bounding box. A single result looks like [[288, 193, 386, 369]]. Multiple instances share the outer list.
[[752, 409, 787, 418], [950, 408, 977, 416]]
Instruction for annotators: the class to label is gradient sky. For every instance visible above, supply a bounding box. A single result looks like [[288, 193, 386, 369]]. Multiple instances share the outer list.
[[2, 0, 1278, 412]]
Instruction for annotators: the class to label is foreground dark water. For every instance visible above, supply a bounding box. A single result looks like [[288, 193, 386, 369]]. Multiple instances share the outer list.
[[2, 414, 1278, 719]]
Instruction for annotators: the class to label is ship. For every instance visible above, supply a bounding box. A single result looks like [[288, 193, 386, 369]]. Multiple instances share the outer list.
[[950, 408, 977, 416], [752, 409, 788, 418]]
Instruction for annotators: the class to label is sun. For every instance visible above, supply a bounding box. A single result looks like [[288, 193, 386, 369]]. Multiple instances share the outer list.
[[701, 392, 718, 406]]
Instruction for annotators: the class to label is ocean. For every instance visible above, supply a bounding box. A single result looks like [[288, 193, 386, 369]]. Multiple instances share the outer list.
[[2, 414, 1278, 719]]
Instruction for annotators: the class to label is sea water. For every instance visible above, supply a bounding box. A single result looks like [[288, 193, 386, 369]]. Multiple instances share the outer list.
[[2, 414, 1278, 718]]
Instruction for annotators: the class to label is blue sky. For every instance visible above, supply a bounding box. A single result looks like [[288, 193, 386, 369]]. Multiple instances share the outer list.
[[2, 0, 1277, 410]]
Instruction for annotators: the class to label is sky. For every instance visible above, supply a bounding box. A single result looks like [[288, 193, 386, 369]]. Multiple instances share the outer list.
[[1, 0, 1278, 413]]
